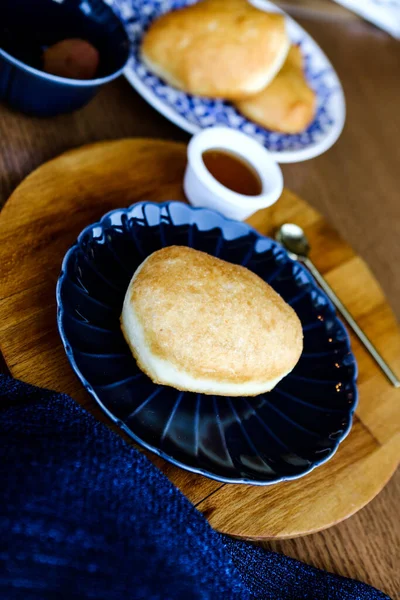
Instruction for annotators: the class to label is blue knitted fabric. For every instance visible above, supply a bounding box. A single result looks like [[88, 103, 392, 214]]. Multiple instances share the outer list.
[[0, 375, 391, 600]]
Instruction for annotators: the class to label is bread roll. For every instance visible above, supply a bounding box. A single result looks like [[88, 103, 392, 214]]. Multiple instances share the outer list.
[[235, 45, 316, 133], [141, 0, 289, 99], [121, 246, 303, 396]]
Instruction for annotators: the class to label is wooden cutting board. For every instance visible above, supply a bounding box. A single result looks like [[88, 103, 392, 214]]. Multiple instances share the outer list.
[[0, 138, 399, 540]]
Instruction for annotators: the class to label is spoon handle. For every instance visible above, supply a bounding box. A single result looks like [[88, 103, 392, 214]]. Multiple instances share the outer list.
[[302, 257, 400, 388]]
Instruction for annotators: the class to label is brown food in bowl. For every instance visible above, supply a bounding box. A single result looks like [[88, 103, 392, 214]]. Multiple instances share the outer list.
[[42, 38, 100, 80]]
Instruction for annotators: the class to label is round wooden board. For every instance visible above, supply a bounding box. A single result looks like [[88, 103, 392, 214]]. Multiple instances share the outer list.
[[0, 139, 399, 540]]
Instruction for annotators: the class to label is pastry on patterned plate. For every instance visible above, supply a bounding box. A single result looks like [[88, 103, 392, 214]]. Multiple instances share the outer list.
[[141, 0, 290, 99]]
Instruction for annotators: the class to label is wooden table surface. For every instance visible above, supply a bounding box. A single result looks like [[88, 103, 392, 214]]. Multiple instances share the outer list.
[[0, 3, 399, 598]]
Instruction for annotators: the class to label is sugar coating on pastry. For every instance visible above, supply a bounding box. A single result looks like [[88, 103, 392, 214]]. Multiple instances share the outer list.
[[235, 45, 316, 133], [141, 0, 290, 99], [121, 246, 303, 396]]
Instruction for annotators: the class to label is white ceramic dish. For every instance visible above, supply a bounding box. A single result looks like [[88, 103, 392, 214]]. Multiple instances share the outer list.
[[184, 127, 283, 221], [110, 0, 346, 163]]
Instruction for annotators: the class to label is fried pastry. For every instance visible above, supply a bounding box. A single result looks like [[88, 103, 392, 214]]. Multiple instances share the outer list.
[[121, 246, 303, 396]]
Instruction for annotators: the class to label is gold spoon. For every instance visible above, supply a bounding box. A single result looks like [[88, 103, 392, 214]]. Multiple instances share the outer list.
[[276, 223, 400, 387]]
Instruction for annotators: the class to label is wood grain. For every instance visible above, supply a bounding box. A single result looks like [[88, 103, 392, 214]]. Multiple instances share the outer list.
[[0, 8, 399, 593], [275, 0, 359, 21], [263, 467, 400, 599], [0, 138, 398, 545]]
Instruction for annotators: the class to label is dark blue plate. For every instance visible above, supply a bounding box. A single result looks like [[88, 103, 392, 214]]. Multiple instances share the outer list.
[[57, 202, 358, 485]]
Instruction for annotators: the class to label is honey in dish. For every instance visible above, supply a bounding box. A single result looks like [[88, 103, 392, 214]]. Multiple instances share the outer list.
[[202, 149, 262, 196]]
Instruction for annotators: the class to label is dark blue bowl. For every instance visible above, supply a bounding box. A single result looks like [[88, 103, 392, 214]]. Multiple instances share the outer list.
[[0, 0, 130, 116], [57, 202, 358, 485]]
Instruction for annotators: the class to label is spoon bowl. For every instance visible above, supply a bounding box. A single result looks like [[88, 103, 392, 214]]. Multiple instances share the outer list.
[[275, 223, 310, 260]]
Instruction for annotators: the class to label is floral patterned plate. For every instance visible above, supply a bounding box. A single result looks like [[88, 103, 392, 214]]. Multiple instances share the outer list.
[[109, 0, 346, 163]]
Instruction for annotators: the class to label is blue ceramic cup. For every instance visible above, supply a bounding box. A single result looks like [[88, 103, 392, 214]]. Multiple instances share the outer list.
[[0, 0, 130, 116]]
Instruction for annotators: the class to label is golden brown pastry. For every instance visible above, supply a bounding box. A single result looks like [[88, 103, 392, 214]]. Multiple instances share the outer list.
[[235, 45, 316, 134], [141, 0, 290, 99], [121, 246, 303, 396]]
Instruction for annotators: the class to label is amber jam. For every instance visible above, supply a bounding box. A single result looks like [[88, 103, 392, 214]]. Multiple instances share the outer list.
[[202, 149, 262, 196]]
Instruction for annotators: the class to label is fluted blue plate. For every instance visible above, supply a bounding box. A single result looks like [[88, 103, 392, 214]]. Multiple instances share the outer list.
[[57, 202, 358, 485]]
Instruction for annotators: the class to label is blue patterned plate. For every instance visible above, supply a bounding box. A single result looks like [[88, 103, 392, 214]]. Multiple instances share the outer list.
[[57, 202, 357, 485], [108, 0, 346, 163]]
